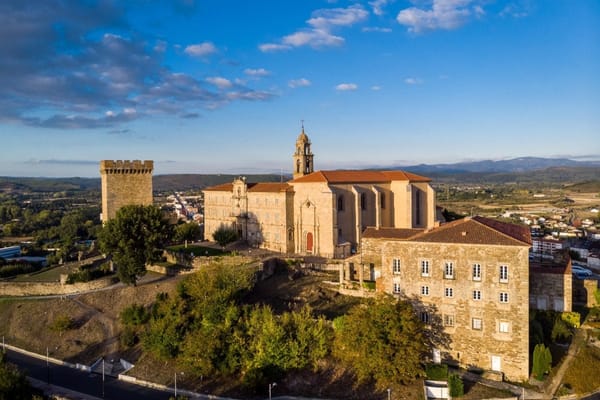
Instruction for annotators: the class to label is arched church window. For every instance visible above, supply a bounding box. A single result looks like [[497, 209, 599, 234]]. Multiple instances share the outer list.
[[337, 195, 344, 211], [296, 159, 301, 173]]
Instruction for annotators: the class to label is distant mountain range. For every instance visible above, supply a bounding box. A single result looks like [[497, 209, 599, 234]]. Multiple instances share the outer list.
[[1, 157, 599, 192], [398, 157, 600, 175]]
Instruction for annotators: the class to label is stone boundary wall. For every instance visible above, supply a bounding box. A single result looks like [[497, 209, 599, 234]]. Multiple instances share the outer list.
[[0, 276, 117, 297]]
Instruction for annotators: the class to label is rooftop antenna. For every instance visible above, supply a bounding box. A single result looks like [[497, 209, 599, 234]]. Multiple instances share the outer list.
[[301, 119, 304, 132]]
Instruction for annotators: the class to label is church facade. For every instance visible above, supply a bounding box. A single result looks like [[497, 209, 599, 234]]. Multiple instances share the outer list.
[[203, 128, 438, 258]]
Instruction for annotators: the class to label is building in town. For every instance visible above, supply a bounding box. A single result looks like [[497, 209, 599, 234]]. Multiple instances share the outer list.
[[203, 128, 438, 258], [343, 216, 531, 381], [100, 160, 154, 222]]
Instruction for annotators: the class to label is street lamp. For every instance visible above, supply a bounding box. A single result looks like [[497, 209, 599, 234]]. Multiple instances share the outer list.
[[387, 388, 391, 400], [174, 371, 184, 399], [269, 382, 277, 400]]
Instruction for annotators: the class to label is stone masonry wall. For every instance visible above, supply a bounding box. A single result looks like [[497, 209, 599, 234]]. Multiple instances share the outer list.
[[100, 160, 153, 222]]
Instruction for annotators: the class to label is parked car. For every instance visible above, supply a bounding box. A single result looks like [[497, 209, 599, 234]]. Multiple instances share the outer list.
[[572, 265, 593, 277]]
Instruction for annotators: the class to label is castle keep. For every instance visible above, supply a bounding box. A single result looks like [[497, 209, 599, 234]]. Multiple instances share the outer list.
[[100, 160, 154, 222]]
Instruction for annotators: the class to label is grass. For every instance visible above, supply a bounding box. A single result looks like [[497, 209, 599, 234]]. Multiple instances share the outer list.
[[561, 343, 600, 394], [11, 265, 70, 282], [167, 244, 228, 257]]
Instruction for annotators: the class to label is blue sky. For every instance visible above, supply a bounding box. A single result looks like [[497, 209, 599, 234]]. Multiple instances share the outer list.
[[1, 0, 598, 177]]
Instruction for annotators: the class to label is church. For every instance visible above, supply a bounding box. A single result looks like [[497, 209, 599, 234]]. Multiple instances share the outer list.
[[203, 127, 439, 258]]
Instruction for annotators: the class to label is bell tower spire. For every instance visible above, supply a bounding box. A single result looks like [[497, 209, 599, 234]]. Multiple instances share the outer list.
[[293, 123, 314, 179]]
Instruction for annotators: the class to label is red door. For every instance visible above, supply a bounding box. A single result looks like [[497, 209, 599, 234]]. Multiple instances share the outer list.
[[306, 232, 313, 253]]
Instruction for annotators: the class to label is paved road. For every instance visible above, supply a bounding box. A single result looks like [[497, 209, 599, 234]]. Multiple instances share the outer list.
[[5, 349, 175, 400]]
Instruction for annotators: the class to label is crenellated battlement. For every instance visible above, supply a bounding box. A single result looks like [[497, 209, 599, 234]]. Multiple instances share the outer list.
[[100, 160, 153, 174]]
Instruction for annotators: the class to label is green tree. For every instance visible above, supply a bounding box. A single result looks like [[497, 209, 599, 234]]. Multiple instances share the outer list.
[[98, 205, 173, 285], [174, 222, 202, 243], [333, 295, 430, 389], [448, 374, 464, 397], [0, 352, 31, 400], [532, 343, 552, 380], [212, 224, 238, 247]]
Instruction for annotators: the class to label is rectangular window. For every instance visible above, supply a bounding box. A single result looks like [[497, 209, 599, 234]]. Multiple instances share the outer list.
[[472, 318, 482, 330], [421, 260, 430, 276], [393, 283, 401, 294], [499, 265, 508, 283], [444, 287, 454, 298], [473, 290, 481, 301], [444, 261, 454, 279], [360, 193, 366, 210], [499, 292, 509, 303], [499, 321, 510, 333], [380, 193, 386, 209], [420, 311, 430, 324], [392, 259, 401, 274], [472, 263, 481, 281], [421, 286, 430, 296], [443, 314, 455, 327]]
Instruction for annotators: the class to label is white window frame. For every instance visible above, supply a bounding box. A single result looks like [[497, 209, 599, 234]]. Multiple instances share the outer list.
[[499, 292, 509, 303], [473, 290, 482, 301], [444, 314, 455, 327], [444, 261, 455, 279], [472, 318, 482, 330], [392, 258, 401, 274], [499, 321, 510, 333], [472, 263, 482, 281], [393, 283, 401, 294], [444, 287, 454, 298], [421, 259, 430, 277], [421, 286, 430, 296], [499, 265, 509, 283]]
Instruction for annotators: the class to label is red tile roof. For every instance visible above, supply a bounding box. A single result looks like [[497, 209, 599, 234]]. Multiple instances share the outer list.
[[290, 170, 431, 184], [363, 227, 424, 239], [363, 217, 531, 247]]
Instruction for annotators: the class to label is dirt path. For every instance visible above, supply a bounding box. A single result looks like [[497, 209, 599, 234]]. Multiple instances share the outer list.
[[545, 327, 587, 397], [69, 296, 120, 359]]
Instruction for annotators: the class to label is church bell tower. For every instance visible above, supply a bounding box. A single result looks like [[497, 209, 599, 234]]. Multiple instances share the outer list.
[[293, 124, 314, 179]]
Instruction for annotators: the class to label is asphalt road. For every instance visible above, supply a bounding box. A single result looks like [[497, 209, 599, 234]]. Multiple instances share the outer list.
[[5, 349, 176, 400]]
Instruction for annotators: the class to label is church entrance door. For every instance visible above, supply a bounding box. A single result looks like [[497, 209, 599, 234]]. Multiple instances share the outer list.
[[306, 232, 313, 253]]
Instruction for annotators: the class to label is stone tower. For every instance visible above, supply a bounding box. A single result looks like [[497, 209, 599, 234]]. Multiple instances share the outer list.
[[100, 160, 154, 222], [292, 126, 314, 179]]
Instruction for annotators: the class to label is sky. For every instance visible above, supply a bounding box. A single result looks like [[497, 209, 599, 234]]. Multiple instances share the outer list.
[[0, 0, 599, 178]]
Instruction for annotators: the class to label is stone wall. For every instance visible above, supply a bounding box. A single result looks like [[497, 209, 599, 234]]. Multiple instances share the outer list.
[[529, 268, 572, 312], [0, 276, 117, 296], [361, 237, 530, 382], [573, 278, 599, 307]]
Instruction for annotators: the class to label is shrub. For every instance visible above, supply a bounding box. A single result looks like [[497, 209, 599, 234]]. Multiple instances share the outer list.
[[212, 224, 238, 247], [532, 343, 552, 380], [561, 312, 581, 329], [50, 315, 74, 333], [120, 326, 138, 348], [425, 363, 448, 380], [551, 318, 573, 343], [120, 304, 149, 326], [448, 374, 464, 397]]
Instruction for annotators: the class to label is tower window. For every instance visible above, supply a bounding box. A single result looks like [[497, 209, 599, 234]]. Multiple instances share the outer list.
[[380, 193, 386, 209], [360, 193, 366, 210], [296, 159, 300, 173]]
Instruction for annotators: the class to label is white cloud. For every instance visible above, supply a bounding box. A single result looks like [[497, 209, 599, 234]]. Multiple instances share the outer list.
[[289, 78, 312, 88], [206, 76, 233, 89], [283, 29, 344, 48], [336, 83, 358, 91], [184, 42, 217, 57], [500, 4, 529, 18], [259, 4, 368, 52], [369, 0, 391, 16], [404, 77, 423, 85], [397, 0, 483, 33], [259, 43, 292, 52], [371, 85, 382, 91], [244, 68, 270, 77], [362, 26, 392, 33]]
